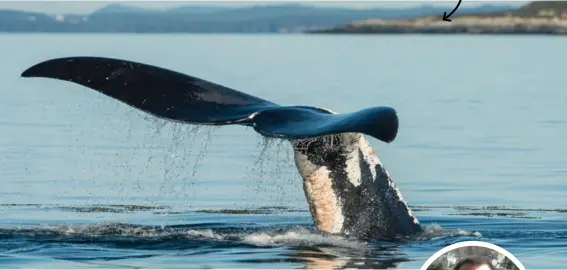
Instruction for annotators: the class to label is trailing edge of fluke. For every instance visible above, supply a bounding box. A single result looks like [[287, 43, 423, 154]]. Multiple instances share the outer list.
[[21, 56, 400, 143]]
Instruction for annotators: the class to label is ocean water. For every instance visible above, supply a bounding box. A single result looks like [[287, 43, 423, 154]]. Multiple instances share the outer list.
[[0, 34, 566, 269]]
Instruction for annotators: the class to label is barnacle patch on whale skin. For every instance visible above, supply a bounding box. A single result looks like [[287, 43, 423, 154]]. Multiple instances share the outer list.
[[292, 131, 424, 238], [297, 152, 345, 234]]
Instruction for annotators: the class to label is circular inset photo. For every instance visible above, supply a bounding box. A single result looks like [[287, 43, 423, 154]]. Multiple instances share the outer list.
[[421, 241, 525, 270]]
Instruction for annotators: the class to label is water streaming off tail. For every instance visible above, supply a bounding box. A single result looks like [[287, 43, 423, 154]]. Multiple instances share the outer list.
[[119, 112, 220, 207], [55, 101, 220, 210], [67, 103, 302, 213], [244, 136, 301, 211]]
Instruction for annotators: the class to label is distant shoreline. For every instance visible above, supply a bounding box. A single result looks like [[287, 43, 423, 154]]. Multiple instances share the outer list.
[[308, 31, 567, 36], [308, 30, 567, 35], [5, 1, 567, 35], [307, 16, 567, 35], [308, 1, 567, 36], [1, 31, 565, 36], [0, 3, 519, 34]]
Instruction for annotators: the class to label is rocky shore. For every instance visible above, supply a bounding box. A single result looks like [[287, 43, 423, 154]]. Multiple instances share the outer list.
[[310, 1, 567, 35], [311, 16, 567, 35]]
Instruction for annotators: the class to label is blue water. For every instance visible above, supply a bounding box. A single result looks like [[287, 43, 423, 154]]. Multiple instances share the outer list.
[[0, 34, 566, 269]]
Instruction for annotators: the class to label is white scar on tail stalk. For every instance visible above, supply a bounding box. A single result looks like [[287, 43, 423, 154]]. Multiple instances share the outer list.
[[21, 56, 423, 240]]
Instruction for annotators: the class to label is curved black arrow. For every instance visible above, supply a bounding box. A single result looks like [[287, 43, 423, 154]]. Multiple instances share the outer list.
[[442, 0, 462, 22]]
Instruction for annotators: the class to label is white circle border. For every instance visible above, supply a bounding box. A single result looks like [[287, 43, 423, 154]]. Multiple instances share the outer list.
[[419, 241, 526, 270]]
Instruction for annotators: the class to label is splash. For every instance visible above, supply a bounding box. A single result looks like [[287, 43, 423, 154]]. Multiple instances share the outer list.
[[414, 223, 482, 242], [244, 136, 299, 211], [87, 109, 220, 210], [242, 227, 366, 249], [184, 125, 217, 204], [0, 223, 366, 250], [146, 121, 218, 205], [190, 125, 217, 180]]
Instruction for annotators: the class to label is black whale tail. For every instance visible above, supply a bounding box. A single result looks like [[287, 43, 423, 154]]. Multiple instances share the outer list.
[[22, 56, 398, 143]]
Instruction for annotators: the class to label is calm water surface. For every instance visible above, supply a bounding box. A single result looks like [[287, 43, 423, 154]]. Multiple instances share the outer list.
[[0, 34, 566, 269]]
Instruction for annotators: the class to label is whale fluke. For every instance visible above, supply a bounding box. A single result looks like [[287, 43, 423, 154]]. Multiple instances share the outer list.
[[21, 57, 398, 143], [21, 56, 422, 240]]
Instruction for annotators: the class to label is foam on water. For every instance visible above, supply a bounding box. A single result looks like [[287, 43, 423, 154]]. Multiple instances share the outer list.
[[417, 223, 482, 241], [0, 222, 366, 250], [0, 221, 480, 250]]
